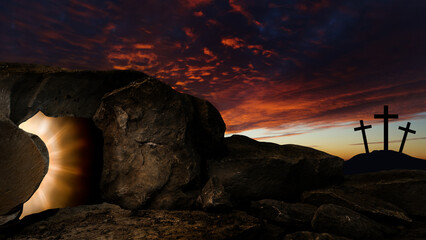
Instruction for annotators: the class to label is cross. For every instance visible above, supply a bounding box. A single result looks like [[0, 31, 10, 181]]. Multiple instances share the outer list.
[[354, 120, 372, 153], [398, 122, 416, 153], [374, 105, 398, 151]]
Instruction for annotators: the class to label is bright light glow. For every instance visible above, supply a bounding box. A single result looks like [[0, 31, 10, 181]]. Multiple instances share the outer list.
[[19, 112, 92, 218]]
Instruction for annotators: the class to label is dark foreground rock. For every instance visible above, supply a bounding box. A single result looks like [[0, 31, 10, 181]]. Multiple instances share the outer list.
[[93, 79, 226, 210], [343, 170, 426, 217], [3, 203, 260, 240], [250, 199, 317, 229], [302, 187, 412, 223], [201, 135, 343, 206], [344, 150, 426, 174], [0, 62, 149, 124], [311, 204, 393, 240], [283, 231, 350, 240], [0, 115, 48, 217]]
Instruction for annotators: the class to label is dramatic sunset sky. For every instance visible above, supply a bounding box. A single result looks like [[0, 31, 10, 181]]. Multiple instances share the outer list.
[[1, 0, 426, 159]]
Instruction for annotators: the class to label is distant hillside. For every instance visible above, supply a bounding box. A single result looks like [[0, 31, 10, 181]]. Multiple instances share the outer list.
[[344, 150, 426, 174]]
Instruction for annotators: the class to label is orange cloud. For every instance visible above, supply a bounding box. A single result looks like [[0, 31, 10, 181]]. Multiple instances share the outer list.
[[221, 37, 245, 49]]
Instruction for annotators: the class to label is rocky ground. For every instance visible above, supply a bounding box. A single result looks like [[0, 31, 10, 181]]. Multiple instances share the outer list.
[[1, 63, 425, 239]]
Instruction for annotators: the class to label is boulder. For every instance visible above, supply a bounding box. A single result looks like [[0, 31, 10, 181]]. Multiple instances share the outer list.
[[0, 114, 48, 216], [5, 203, 260, 240], [302, 187, 412, 223], [197, 177, 232, 210], [0, 205, 22, 227], [250, 199, 317, 228], [311, 204, 392, 240], [343, 170, 426, 217], [93, 79, 226, 210], [283, 231, 350, 240], [204, 135, 343, 204], [344, 150, 426, 174], [0, 62, 149, 124]]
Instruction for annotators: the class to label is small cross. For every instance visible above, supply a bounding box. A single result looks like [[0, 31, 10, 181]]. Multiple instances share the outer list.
[[398, 122, 416, 153], [354, 120, 372, 153], [374, 105, 398, 151]]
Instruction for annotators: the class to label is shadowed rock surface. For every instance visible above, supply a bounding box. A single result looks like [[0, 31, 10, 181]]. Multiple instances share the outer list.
[[0, 62, 149, 124], [93, 79, 226, 210], [197, 177, 232, 210], [0, 115, 48, 216], [302, 187, 412, 223], [3, 203, 260, 240], [202, 135, 343, 205], [311, 204, 392, 240], [343, 170, 426, 217], [250, 199, 317, 228], [344, 150, 426, 174], [283, 231, 350, 240]]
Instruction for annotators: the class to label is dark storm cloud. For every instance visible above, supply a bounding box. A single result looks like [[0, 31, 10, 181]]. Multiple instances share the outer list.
[[1, 0, 425, 133]]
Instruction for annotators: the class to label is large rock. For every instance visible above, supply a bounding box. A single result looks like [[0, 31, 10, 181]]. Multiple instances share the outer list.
[[302, 187, 412, 223], [0, 62, 149, 124], [93, 79, 226, 209], [311, 204, 393, 240], [0, 115, 48, 216], [5, 203, 260, 240], [201, 135, 343, 205], [343, 170, 426, 217], [250, 199, 317, 228]]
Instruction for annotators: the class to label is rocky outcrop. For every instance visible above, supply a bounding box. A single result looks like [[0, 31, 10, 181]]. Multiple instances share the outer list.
[[250, 199, 317, 229], [197, 177, 232, 210], [0, 115, 48, 216], [200, 135, 343, 206], [93, 79, 226, 210], [4, 203, 260, 240], [302, 187, 412, 223], [311, 204, 393, 240], [343, 170, 426, 217], [344, 150, 426, 174], [0, 62, 149, 124]]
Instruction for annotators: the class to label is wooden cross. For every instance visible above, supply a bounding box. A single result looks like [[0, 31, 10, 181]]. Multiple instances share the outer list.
[[398, 122, 416, 153], [354, 120, 372, 153], [374, 105, 398, 151]]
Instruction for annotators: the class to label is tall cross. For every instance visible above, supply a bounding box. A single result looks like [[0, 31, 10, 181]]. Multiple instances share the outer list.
[[398, 122, 416, 153], [374, 105, 398, 151], [354, 120, 372, 153]]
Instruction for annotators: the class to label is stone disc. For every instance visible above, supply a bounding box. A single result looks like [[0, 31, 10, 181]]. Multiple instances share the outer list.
[[0, 115, 48, 215]]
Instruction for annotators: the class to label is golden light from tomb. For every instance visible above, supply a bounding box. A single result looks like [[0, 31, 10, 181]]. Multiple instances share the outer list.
[[19, 112, 100, 218]]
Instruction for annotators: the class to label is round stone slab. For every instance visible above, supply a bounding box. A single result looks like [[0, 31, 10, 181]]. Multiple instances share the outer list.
[[0, 115, 48, 215]]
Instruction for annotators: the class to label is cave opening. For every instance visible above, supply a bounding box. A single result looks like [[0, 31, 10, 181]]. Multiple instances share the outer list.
[[18, 112, 103, 218]]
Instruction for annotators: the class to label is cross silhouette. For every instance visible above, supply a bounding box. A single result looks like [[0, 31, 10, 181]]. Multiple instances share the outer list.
[[374, 105, 398, 151], [398, 122, 416, 153], [354, 120, 372, 153]]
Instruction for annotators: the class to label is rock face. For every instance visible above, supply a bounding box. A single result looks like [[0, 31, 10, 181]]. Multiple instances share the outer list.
[[250, 199, 317, 229], [0, 62, 149, 124], [344, 150, 426, 174], [0, 115, 48, 216], [4, 203, 260, 240], [202, 135, 343, 205], [302, 187, 412, 223], [311, 204, 390, 240], [343, 170, 426, 217], [93, 79, 226, 210]]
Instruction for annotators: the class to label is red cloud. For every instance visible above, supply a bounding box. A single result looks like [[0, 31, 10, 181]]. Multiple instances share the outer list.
[[221, 37, 245, 49]]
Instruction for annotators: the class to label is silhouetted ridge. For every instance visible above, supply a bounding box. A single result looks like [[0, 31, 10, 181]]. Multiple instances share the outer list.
[[344, 150, 426, 174]]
